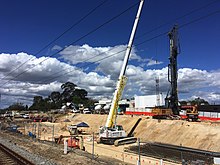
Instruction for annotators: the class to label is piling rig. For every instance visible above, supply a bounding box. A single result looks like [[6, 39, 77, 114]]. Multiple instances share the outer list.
[[165, 25, 180, 116]]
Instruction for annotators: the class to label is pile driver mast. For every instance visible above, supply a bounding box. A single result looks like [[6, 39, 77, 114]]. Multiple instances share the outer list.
[[165, 25, 180, 115]]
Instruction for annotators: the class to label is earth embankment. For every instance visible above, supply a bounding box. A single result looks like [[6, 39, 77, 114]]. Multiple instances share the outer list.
[[59, 114, 220, 152]]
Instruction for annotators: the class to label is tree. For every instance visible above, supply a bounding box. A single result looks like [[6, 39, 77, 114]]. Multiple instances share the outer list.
[[49, 91, 62, 109], [74, 89, 87, 99], [179, 97, 209, 106], [29, 96, 50, 112], [50, 91, 61, 103], [29, 81, 95, 112], [179, 100, 187, 106], [33, 96, 43, 104], [61, 82, 77, 102], [191, 97, 209, 105], [7, 102, 25, 111]]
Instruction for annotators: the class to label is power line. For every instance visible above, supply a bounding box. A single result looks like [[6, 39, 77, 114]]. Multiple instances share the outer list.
[[135, 0, 220, 40], [2, 2, 220, 90], [179, 8, 220, 28], [0, 0, 109, 81], [43, 48, 127, 83], [42, 46, 126, 82], [29, 0, 220, 84], [39, 8, 220, 84], [0, 1, 139, 88]]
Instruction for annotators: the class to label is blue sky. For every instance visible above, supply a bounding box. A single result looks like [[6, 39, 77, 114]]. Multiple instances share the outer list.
[[0, 0, 220, 108]]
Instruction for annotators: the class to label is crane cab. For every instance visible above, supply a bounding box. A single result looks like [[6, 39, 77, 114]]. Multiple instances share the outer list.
[[98, 125, 127, 145]]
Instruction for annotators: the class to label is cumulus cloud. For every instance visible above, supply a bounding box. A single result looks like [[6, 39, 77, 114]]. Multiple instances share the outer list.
[[0, 52, 114, 108], [0, 46, 220, 108], [60, 44, 144, 78], [51, 45, 62, 51]]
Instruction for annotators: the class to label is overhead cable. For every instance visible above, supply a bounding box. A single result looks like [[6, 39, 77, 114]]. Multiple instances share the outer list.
[[0, 0, 109, 81], [0, 1, 139, 88]]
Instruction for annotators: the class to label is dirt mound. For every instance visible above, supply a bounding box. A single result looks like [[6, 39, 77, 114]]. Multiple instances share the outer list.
[[56, 114, 220, 152]]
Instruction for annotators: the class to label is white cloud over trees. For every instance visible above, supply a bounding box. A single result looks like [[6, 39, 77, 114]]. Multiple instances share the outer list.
[[0, 44, 220, 108]]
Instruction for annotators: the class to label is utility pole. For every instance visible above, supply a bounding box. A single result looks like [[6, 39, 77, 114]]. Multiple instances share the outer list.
[[165, 25, 180, 115]]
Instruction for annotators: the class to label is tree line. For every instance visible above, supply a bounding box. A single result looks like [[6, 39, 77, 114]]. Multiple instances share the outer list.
[[3, 82, 210, 112], [5, 82, 96, 112]]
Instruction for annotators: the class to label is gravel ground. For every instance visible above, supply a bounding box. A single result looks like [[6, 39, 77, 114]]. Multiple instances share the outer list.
[[0, 130, 129, 165], [0, 132, 57, 165]]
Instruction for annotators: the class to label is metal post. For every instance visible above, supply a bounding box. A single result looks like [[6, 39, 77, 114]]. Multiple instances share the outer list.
[[123, 145, 125, 162], [137, 138, 141, 165], [52, 125, 55, 145], [64, 139, 68, 154], [92, 132, 94, 160], [180, 143, 185, 164], [70, 134, 72, 151], [24, 122, 26, 135], [38, 123, 40, 140], [34, 124, 36, 141]]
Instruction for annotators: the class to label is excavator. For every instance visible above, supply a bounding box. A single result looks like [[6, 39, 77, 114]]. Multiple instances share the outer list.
[[181, 105, 199, 122], [98, 0, 144, 146]]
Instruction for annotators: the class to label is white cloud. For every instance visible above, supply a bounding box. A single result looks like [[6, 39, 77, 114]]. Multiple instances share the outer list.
[[51, 45, 62, 51], [0, 49, 220, 108], [146, 59, 163, 66], [60, 44, 144, 78], [0, 52, 115, 108]]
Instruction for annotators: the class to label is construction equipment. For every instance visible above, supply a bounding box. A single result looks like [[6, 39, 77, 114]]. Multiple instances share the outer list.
[[98, 0, 144, 146], [151, 26, 180, 119], [67, 136, 85, 150], [55, 135, 85, 150], [55, 125, 85, 150], [181, 105, 199, 122], [165, 25, 180, 116], [151, 107, 173, 119]]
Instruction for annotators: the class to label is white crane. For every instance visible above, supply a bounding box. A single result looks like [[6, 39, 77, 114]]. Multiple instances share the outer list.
[[98, 0, 144, 146]]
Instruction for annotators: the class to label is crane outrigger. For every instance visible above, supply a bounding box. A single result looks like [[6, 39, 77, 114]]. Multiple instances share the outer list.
[[98, 0, 144, 146]]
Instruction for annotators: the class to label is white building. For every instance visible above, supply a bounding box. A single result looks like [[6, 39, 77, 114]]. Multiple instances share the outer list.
[[134, 94, 164, 109]]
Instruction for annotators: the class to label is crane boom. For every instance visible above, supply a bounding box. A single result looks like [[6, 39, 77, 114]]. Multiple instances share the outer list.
[[105, 0, 144, 128]]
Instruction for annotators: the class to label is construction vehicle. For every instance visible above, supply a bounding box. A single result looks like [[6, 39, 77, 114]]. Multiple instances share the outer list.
[[151, 25, 180, 119], [152, 26, 180, 119], [98, 0, 144, 146], [67, 136, 85, 150], [181, 105, 199, 122], [55, 124, 85, 150], [165, 25, 180, 116], [151, 107, 173, 119]]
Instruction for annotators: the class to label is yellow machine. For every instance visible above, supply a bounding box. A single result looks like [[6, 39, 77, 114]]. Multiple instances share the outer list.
[[181, 105, 199, 122], [151, 107, 173, 119]]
